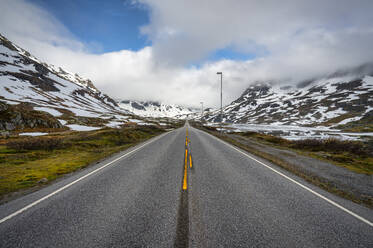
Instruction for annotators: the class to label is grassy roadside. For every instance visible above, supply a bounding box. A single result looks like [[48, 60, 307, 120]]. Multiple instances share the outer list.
[[190, 121, 373, 208], [237, 131, 373, 175], [0, 124, 171, 202]]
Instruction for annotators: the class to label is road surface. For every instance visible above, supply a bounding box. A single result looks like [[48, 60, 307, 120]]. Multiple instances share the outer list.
[[0, 123, 372, 247]]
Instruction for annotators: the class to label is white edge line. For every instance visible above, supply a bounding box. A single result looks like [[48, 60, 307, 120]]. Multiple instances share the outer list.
[[0, 131, 172, 225], [196, 128, 373, 227]]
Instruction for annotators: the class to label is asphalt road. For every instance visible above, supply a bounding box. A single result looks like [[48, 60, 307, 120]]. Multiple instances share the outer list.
[[0, 124, 372, 247]]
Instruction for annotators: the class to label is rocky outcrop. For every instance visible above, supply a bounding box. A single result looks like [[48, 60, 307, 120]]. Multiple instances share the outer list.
[[0, 102, 63, 131]]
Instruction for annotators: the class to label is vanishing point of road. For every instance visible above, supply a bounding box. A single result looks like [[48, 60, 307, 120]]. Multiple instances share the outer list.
[[0, 123, 372, 247]]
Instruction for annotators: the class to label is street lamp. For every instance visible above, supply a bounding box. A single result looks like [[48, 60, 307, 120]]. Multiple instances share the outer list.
[[200, 101, 203, 122], [217, 72, 223, 133]]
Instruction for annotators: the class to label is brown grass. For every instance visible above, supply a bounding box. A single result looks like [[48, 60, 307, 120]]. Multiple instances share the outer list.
[[7, 137, 64, 151], [291, 138, 369, 156]]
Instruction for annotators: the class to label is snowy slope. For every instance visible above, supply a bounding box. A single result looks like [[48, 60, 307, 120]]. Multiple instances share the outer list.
[[0, 34, 131, 130], [119, 100, 197, 118], [203, 73, 373, 128]]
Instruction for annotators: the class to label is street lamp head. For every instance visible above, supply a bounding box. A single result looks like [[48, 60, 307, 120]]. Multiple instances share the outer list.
[[217, 72, 222, 75]]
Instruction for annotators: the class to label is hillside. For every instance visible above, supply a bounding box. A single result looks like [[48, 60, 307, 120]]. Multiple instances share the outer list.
[[203, 72, 373, 131], [0, 34, 133, 134]]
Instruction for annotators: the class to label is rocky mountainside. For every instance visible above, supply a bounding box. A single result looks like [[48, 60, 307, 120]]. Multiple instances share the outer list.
[[203, 70, 373, 130], [0, 34, 130, 133], [119, 100, 197, 118]]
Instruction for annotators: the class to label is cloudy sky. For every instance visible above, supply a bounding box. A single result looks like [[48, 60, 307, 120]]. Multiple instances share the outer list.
[[1, 0, 373, 107]]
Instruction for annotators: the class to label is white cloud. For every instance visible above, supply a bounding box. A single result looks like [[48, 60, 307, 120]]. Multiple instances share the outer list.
[[138, 0, 373, 64], [0, 0, 85, 51], [1, 0, 373, 108]]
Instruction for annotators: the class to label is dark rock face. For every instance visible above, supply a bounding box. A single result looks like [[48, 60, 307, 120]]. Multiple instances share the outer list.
[[308, 86, 327, 94], [34, 63, 50, 75], [3, 71, 60, 92], [131, 102, 146, 110], [335, 79, 363, 91], [241, 84, 270, 99], [142, 101, 161, 107], [72, 89, 87, 96], [151, 101, 161, 107], [232, 84, 271, 107], [103, 95, 119, 107], [72, 90, 118, 109], [0, 34, 18, 52]]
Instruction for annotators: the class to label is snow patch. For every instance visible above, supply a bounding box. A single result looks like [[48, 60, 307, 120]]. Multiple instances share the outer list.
[[59, 119, 67, 125], [34, 107, 62, 117], [67, 124, 101, 131], [19, 132, 48, 136]]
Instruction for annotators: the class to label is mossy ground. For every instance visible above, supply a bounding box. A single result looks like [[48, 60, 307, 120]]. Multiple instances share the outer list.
[[0, 125, 166, 200]]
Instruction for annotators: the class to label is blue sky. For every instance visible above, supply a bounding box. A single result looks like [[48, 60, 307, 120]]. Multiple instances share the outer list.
[[32, 0, 254, 61], [209, 47, 258, 62], [31, 0, 150, 52]]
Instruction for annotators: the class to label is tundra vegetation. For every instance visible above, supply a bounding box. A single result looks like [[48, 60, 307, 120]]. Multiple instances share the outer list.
[[0, 123, 182, 202]]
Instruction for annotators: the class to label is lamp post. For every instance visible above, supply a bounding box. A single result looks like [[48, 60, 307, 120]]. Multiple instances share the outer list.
[[200, 101, 203, 122], [217, 72, 223, 133]]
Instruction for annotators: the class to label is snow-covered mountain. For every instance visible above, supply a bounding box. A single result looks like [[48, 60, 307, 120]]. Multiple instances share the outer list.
[[119, 100, 197, 118], [0, 34, 131, 132], [203, 71, 373, 130]]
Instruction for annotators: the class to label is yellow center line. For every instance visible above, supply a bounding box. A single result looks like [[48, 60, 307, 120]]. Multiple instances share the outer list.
[[189, 154, 192, 168], [183, 148, 188, 190], [183, 126, 190, 190]]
